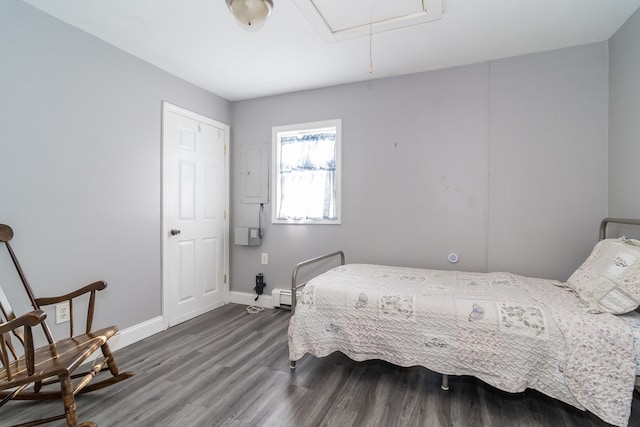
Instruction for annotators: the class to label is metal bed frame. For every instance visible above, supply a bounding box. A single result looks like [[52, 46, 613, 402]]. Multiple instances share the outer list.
[[288, 218, 640, 391], [291, 250, 345, 316], [599, 217, 640, 240]]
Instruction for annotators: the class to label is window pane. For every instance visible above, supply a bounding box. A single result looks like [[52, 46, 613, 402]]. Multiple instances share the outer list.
[[272, 120, 341, 224]]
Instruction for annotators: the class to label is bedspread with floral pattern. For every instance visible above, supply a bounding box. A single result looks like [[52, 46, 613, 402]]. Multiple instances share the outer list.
[[288, 264, 636, 426]]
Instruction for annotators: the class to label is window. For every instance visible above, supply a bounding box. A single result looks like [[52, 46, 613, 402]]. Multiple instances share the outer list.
[[272, 119, 341, 224]]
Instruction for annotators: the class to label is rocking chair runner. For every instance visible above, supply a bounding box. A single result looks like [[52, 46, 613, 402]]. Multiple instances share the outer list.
[[0, 224, 133, 426]]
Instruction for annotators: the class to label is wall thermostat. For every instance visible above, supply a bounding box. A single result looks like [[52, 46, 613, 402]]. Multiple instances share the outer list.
[[448, 253, 459, 263]]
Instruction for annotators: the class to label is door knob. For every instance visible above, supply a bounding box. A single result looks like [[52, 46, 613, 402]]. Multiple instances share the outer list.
[[170, 229, 181, 236]]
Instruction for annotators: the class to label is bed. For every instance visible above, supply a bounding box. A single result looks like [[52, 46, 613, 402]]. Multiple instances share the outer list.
[[287, 217, 640, 427]]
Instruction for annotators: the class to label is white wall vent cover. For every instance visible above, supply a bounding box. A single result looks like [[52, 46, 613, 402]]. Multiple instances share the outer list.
[[294, 0, 443, 42]]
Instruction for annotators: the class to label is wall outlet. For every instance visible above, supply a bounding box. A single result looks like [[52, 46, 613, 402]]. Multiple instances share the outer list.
[[261, 252, 268, 265], [56, 301, 70, 324]]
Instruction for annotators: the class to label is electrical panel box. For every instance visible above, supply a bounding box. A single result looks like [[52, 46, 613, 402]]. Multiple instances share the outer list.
[[234, 226, 262, 246], [239, 143, 269, 204]]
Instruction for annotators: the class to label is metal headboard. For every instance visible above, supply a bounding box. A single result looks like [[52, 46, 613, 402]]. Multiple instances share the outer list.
[[290, 250, 345, 314], [599, 217, 640, 240]]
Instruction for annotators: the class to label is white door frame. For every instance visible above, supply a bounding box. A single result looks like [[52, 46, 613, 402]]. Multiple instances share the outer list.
[[161, 101, 230, 330]]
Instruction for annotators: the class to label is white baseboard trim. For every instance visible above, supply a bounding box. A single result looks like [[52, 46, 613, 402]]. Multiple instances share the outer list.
[[108, 315, 164, 352], [84, 315, 163, 364], [92, 293, 276, 360], [229, 290, 273, 308]]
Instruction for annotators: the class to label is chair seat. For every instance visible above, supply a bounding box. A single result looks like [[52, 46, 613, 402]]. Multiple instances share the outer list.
[[1, 325, 118, 389]]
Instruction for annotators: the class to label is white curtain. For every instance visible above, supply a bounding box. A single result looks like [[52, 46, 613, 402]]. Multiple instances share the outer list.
[[277, 131, 336, 221]]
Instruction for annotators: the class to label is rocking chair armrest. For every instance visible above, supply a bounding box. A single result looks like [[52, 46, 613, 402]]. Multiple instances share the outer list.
[[35, 281, 107, 337], [34, 280, 107, 306], [0, 310, 45, 378], [0, 309, 46, 334]]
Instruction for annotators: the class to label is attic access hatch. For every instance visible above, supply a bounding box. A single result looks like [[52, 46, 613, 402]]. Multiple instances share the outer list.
[[294, 0, 443, 42]]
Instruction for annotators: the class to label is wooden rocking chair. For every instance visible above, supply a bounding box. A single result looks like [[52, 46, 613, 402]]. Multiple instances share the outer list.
[[0, 224, 133, 426]]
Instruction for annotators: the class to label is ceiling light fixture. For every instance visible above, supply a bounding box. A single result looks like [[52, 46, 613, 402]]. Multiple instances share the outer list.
[[226, 0, 274, 31]]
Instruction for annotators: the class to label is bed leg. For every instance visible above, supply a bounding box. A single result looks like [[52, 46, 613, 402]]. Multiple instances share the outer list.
[[441, 374, 449, 391], [290, 360, 296, 370]]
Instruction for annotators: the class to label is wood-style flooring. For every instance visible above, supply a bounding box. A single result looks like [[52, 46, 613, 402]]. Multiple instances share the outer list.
[[3, 303, 639, 427]]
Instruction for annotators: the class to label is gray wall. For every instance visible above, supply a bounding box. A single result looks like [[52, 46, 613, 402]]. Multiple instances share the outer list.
[[231, 42, 609, 292], [0, 0, 230, 332], [2, 0, 637, 335], [609, 7, 640, 218], [488, 44, 609, 278], [231, 64, 491, 291]]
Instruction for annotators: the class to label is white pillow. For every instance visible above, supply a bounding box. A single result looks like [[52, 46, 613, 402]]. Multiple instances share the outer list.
[[567, 237, 640, 314]]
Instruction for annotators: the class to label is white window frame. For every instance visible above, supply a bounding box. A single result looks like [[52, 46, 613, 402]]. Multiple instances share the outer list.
[[271, 119, 342, 225]]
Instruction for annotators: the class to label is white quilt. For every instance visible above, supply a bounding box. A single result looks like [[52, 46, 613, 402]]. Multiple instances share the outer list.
[[288, 264, 637, 426]]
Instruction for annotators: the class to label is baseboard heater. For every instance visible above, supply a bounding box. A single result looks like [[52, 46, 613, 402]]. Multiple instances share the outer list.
[[272, 288, 292, 310]]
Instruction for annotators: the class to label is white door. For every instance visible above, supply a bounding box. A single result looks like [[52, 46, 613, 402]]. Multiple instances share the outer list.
[[162, 102, 229, 328]]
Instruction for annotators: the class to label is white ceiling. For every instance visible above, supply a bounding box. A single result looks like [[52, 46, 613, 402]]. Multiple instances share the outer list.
[[22, 0, 640, 102]]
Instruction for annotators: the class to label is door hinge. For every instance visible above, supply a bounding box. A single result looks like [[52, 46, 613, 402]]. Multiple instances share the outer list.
[[224, 144, 227, 155], [224, 274, 227, 284], [224, 210, 227, 220]]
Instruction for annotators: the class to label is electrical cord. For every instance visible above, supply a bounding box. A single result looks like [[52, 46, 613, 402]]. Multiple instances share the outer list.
[[247, 289, 266, 314], [246, 304, 264, 314], [258, 203, 264, 239]]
